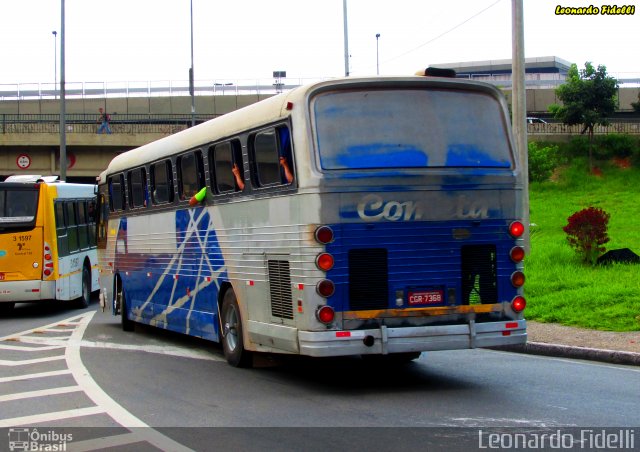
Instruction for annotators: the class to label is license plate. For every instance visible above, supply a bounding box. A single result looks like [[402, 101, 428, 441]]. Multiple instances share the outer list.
[[408, 290, 444, 305]]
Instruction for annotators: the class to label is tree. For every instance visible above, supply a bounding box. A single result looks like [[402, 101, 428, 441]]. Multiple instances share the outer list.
[[549, 62, 618, 169]]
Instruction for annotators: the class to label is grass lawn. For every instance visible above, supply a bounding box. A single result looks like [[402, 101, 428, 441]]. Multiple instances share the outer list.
[[526, 157, 640, 331]]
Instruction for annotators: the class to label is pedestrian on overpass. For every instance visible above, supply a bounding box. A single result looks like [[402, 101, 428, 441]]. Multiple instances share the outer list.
[[97, 107, 112, 134]]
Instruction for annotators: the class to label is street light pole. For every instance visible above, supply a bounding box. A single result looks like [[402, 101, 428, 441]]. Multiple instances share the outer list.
[[343, 0, 349, 77], [52, 31, 57, 98], [375, 33, 380, 75], [59, 0, 66, 182], [189, 0, 195, 127]]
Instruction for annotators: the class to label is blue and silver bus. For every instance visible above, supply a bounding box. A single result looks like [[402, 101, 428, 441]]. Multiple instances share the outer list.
[[96, 74, 527, 367]]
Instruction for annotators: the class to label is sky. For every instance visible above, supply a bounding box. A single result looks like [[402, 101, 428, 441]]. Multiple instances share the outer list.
[[0, 0, 638, 87]]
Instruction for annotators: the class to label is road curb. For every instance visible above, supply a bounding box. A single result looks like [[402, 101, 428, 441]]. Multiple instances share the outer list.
[[490, 342, 640, 366]]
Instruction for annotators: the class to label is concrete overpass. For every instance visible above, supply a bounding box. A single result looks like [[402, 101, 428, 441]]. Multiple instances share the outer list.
[[1, 86, 639, 183]]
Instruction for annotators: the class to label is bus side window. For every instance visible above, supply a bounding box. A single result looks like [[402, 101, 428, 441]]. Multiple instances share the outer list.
[[65, 201, 79, 254], [128, 167, 147, 208], [178, 152, 204, 201], [87, 199, 97, 247], [55, 202, 69, 257], [252, 126, 294, 187], [77, 200, 90, 250], [151, 160, 174, 205], [210, 140, 243, 193], [277, 126, 294, 184], [108, 174, 125, 211]]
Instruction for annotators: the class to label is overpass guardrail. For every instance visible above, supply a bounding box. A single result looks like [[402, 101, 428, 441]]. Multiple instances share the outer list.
[[0, 114, 219, 134], [1, 114, 639, 136]]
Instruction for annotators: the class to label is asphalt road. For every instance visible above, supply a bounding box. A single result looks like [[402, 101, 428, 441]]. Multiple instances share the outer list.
[[1, 301, 639, 451]]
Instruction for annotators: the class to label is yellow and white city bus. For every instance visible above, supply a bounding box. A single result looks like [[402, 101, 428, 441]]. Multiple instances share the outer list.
[[0, 175, 99, 313]]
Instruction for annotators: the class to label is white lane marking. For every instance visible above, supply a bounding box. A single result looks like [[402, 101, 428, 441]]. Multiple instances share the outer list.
[[0, 369, 72, 383], [67, 433, 146, 452], [40, 328, 76, 333], [0, 314, 87, 341], [0, 385, 82, 402], [0, 344, 65, 351], [79, 340, 222, 361], [0, 355, 65, 366], [0, 406, 106, 428], [19, 335, 71, 343], [66, 312, 193, 452]]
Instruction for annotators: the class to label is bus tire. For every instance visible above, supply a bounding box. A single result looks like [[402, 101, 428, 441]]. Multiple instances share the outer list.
[[220, 290, 252, 368], [118, 283, 135, 332], [75, 265, 91, 309]]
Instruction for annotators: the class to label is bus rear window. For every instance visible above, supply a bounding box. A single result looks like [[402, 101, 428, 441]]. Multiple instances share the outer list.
[[0, 188, 39, 223], [312, 88, 513, 170]]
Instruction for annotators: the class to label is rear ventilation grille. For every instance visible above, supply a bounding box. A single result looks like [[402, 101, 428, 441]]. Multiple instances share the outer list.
[[461, 245, 497, 305], [268, 260, 293, 319], [348, 248, 388, 311]]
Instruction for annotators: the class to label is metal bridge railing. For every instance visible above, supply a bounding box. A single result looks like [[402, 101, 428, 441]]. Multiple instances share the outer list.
[[0, 113, 219, 134]]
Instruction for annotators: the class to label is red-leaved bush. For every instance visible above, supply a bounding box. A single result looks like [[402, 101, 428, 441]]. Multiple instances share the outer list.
[[563, 207, 610, 265]]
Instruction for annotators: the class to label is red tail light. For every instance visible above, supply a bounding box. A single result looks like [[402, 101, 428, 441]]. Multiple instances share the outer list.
[[316, 279, 335, 297], [316, 305, 335, 324], [511, 296, 526, 312], [509, 221, 525, 238], [316, 253, 334, 271], [510, 246, 525, 263], [314, 226, 334, 244], [511, 271, 525, 287], [42, 242, 53, 279]]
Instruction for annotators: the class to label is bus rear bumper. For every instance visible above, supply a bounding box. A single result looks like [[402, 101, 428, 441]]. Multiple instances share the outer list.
[[298, 319, 527, 357], [0, 280, 56, 302]]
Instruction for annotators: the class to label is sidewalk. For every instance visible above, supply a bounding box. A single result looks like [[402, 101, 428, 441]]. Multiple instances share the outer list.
[[496, 321, 640, 366]]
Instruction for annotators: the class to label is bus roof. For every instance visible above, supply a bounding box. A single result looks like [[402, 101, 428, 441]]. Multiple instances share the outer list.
[[98, 75, 505, 182]]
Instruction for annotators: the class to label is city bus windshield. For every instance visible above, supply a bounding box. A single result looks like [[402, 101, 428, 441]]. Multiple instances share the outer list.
[[312, 88, 513, 170], [0, 187, 39, 225]]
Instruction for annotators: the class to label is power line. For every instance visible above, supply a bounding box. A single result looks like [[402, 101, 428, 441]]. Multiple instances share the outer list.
[[382, 0, 504, 65]]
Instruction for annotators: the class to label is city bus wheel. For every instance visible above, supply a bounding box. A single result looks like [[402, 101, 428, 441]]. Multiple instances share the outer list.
[[75, 265, 91, 309], [220, 290, 252, 368], [118, 283, 134, 332]]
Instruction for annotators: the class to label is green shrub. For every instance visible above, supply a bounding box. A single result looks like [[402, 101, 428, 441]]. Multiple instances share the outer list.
[[594, 134, 636, 159], [565, 134, 639, 161], [528, 142, 560, 182]]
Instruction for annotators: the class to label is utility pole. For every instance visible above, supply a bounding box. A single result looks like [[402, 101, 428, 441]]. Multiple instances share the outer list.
[[190, 0, 195, 127], [343, 0, 349, 76], [59, 0, 66, 181], [511, 0, 529, 250]]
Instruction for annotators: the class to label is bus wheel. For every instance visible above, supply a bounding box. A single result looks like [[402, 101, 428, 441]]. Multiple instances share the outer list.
[[220, 290, 252, 368], [75, 265, 91, 309], [0, 302, 15, 314], [118, 283, 134, 332]]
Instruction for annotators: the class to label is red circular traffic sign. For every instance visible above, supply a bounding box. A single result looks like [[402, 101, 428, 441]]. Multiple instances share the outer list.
[[16, 154, 31, 169]]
